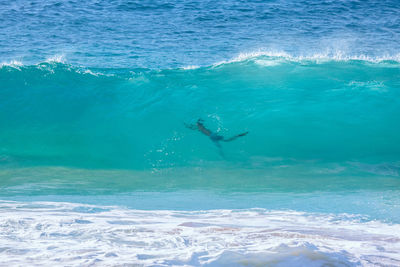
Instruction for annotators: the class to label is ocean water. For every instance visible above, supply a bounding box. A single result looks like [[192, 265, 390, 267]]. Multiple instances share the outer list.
[[1, 0, 400, 266]]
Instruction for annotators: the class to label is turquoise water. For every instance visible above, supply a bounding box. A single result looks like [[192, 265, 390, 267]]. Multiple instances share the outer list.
[[2, 58, 399, 265], [2, 58, 400, 168], [1, 57, 400, 220], [1, 0, 400, 265]]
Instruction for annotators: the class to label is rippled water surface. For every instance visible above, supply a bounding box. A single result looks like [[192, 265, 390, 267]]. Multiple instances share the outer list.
[[1, 0, 400, 67]]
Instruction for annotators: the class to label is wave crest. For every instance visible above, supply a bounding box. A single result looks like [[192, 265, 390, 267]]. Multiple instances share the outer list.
[[214, 50, 400, 66]]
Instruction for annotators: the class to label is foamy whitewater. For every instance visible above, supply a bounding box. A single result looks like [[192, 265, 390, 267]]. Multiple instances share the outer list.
[[1, 0, 400, 266], [1, 201, 400, 266]]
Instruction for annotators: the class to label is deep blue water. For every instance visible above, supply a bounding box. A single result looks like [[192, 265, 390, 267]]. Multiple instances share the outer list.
[[1, 0, 400, 68]]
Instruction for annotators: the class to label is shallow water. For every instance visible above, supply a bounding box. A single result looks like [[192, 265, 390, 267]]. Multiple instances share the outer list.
[[1, 201, 399, 266]]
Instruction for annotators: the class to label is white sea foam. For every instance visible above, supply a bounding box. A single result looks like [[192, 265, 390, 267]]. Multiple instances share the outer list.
[[0, 201, 399, 266], [2, 51, 399, 73], [80, 69, 114, 77], [182, 65, 200, 70], [0, 60, 23, 69], [45, 54, 66, 63], [214, 50, 400, 67], [0, 55, 65, 68], [348, 81, 388, 93]]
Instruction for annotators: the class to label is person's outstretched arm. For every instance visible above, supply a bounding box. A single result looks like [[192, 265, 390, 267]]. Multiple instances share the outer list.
[[223, 131, 249, 142], [184, 119, 213, 136], [184, 122, 197, 130]]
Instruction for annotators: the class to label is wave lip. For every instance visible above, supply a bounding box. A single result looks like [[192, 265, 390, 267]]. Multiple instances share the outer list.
[[2, 50, 400, 72], [0, 201, 399, 266], [44, 54, 66, 64], [0, 60, 23, 68], [214, 50, 400, 66]]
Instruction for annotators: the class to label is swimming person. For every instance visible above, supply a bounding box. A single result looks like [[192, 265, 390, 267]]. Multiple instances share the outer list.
[[185, 119, 248, 156]]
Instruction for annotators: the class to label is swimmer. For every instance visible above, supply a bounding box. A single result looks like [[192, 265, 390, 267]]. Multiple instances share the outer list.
[[185, 119, 248, 151]]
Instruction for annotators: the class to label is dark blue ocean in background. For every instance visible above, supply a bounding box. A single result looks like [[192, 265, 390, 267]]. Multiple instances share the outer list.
[[1, 0, 400, 68], [1, 0, 400, 266]]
